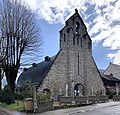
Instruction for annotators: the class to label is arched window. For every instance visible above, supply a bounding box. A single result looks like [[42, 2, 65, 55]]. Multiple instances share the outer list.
[[76, 22, 80, 34], [43, 88, 51, 99]]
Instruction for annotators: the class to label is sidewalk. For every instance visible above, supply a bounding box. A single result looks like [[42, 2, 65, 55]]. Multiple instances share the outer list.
[[0, 107, 23, 115], [0, 101, 120, 115]]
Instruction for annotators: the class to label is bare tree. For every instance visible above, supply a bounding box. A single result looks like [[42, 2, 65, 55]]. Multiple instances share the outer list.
[[0, 36, 7, 90], [0, 0, 42, 93]]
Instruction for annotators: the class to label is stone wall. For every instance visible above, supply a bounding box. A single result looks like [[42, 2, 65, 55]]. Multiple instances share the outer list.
[[38, 10, 104, 99]]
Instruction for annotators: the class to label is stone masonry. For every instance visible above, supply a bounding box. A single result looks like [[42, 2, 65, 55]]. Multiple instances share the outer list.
[[38, 9, 104, 99]]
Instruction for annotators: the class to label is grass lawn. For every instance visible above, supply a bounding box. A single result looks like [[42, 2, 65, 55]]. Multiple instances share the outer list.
[[0, 100, 24, 111]]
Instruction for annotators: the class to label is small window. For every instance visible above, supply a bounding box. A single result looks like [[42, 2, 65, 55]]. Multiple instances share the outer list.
[[81, 39, 82, 47], [76, 22, 80, 29], [67, 28, 70, 33], [76, 22, 80, 34], [78, 53, 79, 75], [64, 33, 66, 42], [88, 41, 92, 49], [73, 37, 75, 45], [83, 34, 87, 40], [77, 38, 79, 46]]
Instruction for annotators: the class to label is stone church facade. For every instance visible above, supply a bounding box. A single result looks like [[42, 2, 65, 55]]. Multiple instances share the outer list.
[[38, 9, 103, 98], [17, 9, 104, 99]]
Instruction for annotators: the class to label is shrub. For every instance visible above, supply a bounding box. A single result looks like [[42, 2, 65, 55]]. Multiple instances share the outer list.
[[17, 81, 33, 99], [37, 93, 50, 103], [2, 86, 15, 104], [0, 90, 3, 102], [107, 92, 116, 99], [14, 92, 24, 100]]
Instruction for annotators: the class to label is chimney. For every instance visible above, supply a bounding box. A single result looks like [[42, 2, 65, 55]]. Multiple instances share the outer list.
[[45, 56, 51, 61], [32, 63, 37, 67], [24, 68, 28, 71]]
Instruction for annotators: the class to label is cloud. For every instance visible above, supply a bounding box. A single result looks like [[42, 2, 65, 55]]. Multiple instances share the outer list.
[[20, 0, 120, 65], [21, 0, 88, 24], [107, 50, 120, 64]]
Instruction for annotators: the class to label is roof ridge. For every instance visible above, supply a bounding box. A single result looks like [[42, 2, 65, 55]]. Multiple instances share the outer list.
[[112, 63, 120, 71]]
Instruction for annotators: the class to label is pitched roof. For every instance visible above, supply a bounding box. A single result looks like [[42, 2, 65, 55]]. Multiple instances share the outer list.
[[100, 69, 120, 82], [17, 51, 61, 87], [112, 63, 120, 70], [104, 63, 120, 74], [103, 63, 120, 80]]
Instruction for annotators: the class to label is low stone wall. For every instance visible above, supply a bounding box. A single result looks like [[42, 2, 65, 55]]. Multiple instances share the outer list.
[[113, 95, 120, 101], [75, 96, 87, 104], [97, 95, 109, 102], [59, 95, 109, 105], [37, 100, 54, 113], [59, 97, 74, 105]]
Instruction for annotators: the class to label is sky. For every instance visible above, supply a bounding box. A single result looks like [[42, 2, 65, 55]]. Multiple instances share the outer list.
[[17, 0, 120, 70], [2, 0, 120, 87]]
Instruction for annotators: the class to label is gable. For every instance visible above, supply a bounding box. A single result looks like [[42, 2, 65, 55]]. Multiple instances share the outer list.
[[104, 63, 120, 79]]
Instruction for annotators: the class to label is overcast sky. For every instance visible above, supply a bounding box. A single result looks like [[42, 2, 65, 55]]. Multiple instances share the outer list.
[[20, 0, 120, 69]]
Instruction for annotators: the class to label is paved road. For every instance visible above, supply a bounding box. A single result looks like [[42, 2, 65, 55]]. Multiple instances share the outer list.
[[0, 102, 120, 115], [38, 102, 120, 115], [70, 103, 120, 115], [76, 104, 120, 115]]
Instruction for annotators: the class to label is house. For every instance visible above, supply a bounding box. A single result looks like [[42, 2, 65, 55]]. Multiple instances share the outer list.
[[17, 9, 104, 99], [100, 63, 120, 94]]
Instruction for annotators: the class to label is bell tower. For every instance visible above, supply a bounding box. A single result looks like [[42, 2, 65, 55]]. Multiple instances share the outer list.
[[60, 9, 92, 53], [59, 9, 92, 96]]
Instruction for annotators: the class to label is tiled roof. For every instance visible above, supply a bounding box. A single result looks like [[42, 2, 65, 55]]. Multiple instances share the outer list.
[[17, 51, 60, 87]]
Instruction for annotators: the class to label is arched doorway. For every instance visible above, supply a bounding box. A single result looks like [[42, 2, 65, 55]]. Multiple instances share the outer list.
[[43, 88, 51, 99], [74, 83, 84, 96]]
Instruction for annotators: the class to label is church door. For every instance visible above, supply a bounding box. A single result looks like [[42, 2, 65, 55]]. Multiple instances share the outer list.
[[74, 83, 84, 96]]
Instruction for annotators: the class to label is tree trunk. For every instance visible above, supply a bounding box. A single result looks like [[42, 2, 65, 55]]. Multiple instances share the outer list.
[[5, 67, 18, 94], [0, 69, 1, 90]]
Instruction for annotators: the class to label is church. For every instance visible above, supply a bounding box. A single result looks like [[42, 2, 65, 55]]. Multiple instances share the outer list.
[[17, 9, 104, 99]]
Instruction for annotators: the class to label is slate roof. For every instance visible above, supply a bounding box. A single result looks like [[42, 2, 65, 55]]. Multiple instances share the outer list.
[[17, 51, 60, 87], [111, 63, 120, 70], [99, 70, 120, 82]]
